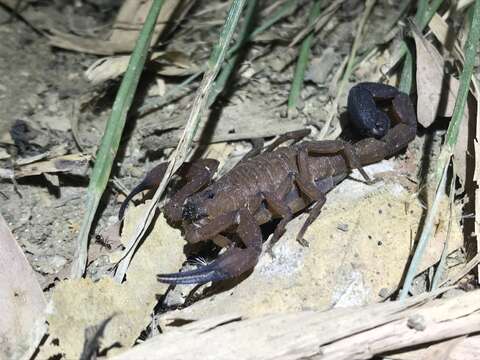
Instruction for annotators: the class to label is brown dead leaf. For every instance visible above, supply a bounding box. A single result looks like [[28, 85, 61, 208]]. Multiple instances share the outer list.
[[85, 51, 198, 85], [412, 24, 476, 188], [47, 0, 196, 55], [109, 0, 195, 48], [412, 28, 457, 126], [14, 153, 91, 178], [428, 13, 463, 59], [0, 212, 47, 360]]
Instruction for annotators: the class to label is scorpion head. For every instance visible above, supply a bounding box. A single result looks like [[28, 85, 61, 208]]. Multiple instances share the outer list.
[[181, 188, 217, 222], [182, 200, 206, 221], [181, 187, 235, 223]]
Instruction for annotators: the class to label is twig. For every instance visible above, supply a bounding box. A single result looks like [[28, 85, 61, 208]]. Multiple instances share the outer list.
[[440, 253, 480, 287], [431, 168, 455, 290], [113, 0, 248, 282], [70, 0, 167, 278]]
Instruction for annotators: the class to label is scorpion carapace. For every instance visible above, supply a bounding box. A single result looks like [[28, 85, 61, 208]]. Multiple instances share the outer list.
[[119, 82, 417, 285]]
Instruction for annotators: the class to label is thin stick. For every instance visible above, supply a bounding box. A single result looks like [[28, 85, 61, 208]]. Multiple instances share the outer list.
[[288, 0, 344, 48], [431, 169, 455, 290], [114, 0, 248, 282], [70, 0, 166, 278], [440, 253, 480, 287]]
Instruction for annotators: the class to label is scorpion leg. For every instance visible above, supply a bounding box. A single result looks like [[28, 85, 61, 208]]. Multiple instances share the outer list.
[[118, 159, 218, 221], [294, 140, 373, 246], [157, 208, 262, 284], [243, 129, 310, 161], [264, 129, 311, 152], [259, 173, 294, 245], [294, 174, 327, 247], [242, 138, 265, 161]]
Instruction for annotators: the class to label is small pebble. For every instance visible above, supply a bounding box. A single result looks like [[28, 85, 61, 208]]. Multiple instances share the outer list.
[[407, 314, 426, 331]]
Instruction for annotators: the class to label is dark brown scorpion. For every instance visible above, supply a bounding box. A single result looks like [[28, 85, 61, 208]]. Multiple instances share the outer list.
[[119, 82, 417, 285]]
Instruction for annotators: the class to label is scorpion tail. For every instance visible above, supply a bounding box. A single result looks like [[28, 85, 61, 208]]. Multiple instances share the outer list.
[[157, 247, 260, 285]]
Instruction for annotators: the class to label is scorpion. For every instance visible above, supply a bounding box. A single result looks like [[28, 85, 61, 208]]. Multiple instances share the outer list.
[[119, 82, 417, 285]]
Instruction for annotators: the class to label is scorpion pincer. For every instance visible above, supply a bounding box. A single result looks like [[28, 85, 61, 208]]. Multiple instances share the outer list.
[[119, 82, 417, 285]]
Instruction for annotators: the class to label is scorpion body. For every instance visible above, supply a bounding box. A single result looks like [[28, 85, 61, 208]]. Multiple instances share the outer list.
[[119, 83, 417, 285]]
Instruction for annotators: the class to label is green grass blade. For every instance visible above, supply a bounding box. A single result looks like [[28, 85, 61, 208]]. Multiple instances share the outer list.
[[287, 0, 323, 117], [397, 0, 446, 90], [70, 0, 166, 278], [398, 45, 413, 93], [207, 0, 258, 107]]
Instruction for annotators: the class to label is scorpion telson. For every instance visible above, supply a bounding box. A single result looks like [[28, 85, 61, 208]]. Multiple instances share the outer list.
[[119, 82, 417, 285]]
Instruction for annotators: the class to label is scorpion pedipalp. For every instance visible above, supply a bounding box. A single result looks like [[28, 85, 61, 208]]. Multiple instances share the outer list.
[[158, 208, 262, 284]]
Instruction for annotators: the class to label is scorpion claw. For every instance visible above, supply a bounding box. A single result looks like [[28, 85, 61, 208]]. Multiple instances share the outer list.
[[118, 182, 150, 220], [158, 247, 260, 285], [157, 263, 229, 285]]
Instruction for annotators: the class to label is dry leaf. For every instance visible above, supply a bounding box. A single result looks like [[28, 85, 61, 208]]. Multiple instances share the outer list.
[[14, 153, 91, 178], [412, 28, 457, 126], [412, 25, 476, 187], [85, 51, 198, 85], [48, 0, 195, 55], [0, 212, 47, 360], [151, 50, 200, 76]]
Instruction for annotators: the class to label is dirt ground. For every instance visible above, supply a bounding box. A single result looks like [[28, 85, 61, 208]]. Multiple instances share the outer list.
[[0, 0, 476, 358]]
